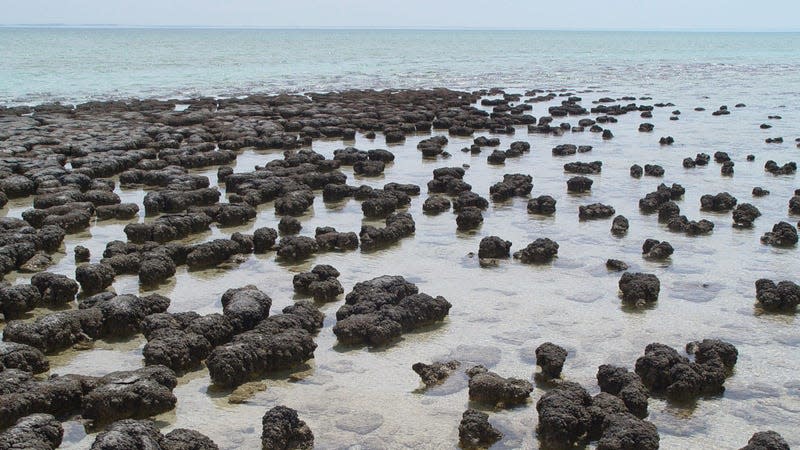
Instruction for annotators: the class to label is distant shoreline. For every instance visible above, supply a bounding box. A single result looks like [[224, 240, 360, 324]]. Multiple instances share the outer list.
[[1, 25, 799, 33]]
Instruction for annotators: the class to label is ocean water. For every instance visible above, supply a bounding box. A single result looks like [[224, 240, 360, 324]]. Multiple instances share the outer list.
[[2, 28, 800, 449], [1, 28, 800, 106]]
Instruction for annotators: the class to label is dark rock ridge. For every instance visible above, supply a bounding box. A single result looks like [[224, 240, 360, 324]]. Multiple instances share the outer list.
[[3, 292, 169, 353], [333, 275, 451, 346]]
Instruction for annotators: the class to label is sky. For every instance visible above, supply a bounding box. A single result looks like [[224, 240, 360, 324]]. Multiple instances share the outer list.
[[1, 0, 798, 31]]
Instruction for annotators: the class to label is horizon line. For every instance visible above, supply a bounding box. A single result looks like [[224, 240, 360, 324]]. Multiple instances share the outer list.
[[1, 24, 799, 33]]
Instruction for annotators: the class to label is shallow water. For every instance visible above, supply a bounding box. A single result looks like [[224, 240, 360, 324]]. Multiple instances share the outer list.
[[2, 87, 800, 449]]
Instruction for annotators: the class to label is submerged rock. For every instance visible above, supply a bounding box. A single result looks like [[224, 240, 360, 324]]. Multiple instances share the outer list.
[[606, 259, 629, 272], [514, 238, 559, 263]]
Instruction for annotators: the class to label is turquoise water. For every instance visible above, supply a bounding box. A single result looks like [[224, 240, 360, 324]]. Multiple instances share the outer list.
[[2, 28, 800, 448], [1, 28, 800, 105]]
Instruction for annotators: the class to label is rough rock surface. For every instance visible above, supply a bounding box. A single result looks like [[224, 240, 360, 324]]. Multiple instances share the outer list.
[[618, 273, 660, 305], [412, 360, 460, 386], [738, 431, 790, 450], [536, 342, 568, 379], [458, 409, 502, 449], [466, 365, 533, 406], [333, 276, 451, 346], [755, 279, 800, 312], [261, 405, 314, 450], [0, 414, 63, 450], [513, 238, 559, 263]]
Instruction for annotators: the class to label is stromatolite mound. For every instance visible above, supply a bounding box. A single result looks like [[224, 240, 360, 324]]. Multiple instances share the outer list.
[[738, 431, 790, 450], [466, 365, 533, 406], [513, 238, 559, 263], [754, 279, 800, 312], [459, 409, 502, 449], [261, 405, 314, 450], [618, 273, 660, 305], [412, 360, 460, 386], [635, 340, 737, 400], [333, 275, 451, 346], [0, 414, 63, 450]]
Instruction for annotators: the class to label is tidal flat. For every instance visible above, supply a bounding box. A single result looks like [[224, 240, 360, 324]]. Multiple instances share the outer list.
[[0, 88, 798, 449]]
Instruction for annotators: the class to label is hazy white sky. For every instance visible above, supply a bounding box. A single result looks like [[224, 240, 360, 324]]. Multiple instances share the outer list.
[[1, 0, 798, 31]]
